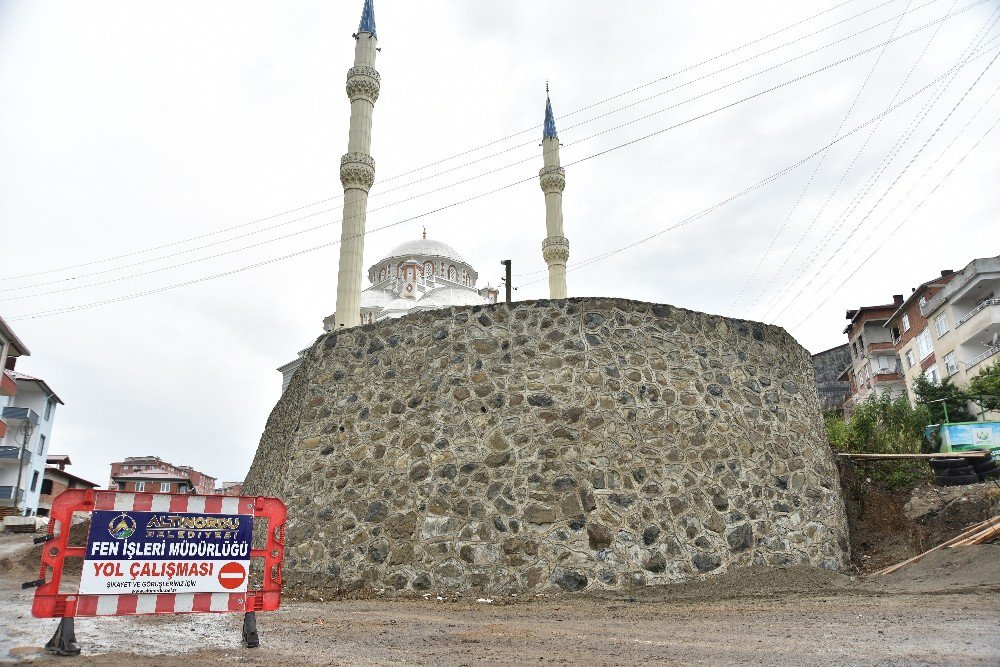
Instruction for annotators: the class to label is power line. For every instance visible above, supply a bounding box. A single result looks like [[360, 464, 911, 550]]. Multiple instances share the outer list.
[[766, 25, 1000, 324], [727, 0, 918, 315], [512, 44, 996, 289], [754, 4, 1000, 321], [11, 27, 989, 323], [743, 0, 991, 319], [0, 0, 936, 284], [7, 2, 981, 303], [790, 106, 1000, 327]]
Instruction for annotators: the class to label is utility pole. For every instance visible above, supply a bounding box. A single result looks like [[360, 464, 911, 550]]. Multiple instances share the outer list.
[[500, 260, 512, 304], [13, 419, 34, 516]]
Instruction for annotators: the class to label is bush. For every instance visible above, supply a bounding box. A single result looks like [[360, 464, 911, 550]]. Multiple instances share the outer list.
[[826, 391, 931, 491]]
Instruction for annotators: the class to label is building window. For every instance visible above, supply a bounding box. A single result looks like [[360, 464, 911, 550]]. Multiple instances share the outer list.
[[44, 398, 54, 421], [41, 479, 53, 495], [916, 330, 933, 359], [904, 349, 915, 368], [135, 481, 145, 492], [160, 482, 171, 493], [36, 433, 46, 455], [924, 365, 941, 384], [30, 471, 39, 492], [918, 296, 927, 310], [934, 313, 949, 337], [944, 352, 958, 376], [901, 314, 910, 332]]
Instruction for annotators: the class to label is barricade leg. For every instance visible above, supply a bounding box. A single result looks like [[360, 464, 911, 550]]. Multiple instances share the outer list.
[[45, 617, 81, 656], [242, 612, 259, 648]]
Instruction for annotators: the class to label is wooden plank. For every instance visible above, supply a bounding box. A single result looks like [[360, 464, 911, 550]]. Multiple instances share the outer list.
[[874, 517, 998, 576], [950, 521, 1000, 547], [837, 452, 990, 460]]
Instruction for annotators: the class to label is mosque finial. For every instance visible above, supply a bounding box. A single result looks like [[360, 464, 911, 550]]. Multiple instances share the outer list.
[[358, 0, 377, 38], [422, 226, 427, 240], [543, 84, 558, 140]]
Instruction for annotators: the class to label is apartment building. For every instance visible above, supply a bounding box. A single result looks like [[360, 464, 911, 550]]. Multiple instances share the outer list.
[[108, 456, 240, 495], [0, 315, 31, 444], [885, 270, 957, 405], [0, 371, 64, 516], [839, 295, 907, 414], [920, 255, 1000, 397]]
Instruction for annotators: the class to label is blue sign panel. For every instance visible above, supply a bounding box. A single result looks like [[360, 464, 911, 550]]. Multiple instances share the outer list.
[[80, 510, 253, 595]]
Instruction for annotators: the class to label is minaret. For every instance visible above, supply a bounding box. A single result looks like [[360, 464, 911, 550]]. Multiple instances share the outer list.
[[333, 0, 380, 329], [540, 85, 569, 299]]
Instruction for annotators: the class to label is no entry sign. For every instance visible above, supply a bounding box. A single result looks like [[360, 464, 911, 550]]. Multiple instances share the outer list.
[[80, 509, 253, 595], [218, 562, 247, 590]]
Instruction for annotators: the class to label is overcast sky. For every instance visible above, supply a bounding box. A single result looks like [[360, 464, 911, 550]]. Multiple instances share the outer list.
[[1, 0, 998, 488]]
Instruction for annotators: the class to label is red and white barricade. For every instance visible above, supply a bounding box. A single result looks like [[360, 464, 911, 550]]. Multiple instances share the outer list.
[[32, 489, 285, 619]]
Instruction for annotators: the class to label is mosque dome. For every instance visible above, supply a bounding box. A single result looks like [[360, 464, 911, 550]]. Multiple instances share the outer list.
[[382, 238, 465, 264]]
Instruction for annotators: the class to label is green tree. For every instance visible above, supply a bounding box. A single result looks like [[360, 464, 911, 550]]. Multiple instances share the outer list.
[[913, 375, 974, 424], [968, 360, 1000, 412]]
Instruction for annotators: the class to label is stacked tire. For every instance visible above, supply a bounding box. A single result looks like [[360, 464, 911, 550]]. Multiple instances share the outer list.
[[929, 451, 999, 486]]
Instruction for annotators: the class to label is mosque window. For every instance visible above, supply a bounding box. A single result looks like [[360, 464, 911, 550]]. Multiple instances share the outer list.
[[378, 269, 385, 282], [448, 266, 457, 281], [424, 261, 434, 276]]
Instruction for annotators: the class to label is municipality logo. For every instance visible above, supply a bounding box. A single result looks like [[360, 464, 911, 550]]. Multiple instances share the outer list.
[[108, 513, 137, 540]]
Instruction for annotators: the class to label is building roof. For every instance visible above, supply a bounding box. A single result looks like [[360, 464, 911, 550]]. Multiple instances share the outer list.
[[112, 467, 189, 481], [0, 314, 30, 356], [884, 271, 955, 328], [44, 466, 99, 489], [842, 298, 902, 334], [379, 238, 466, 266], [358, 0, 376, 37], [46, 454, 72, 466], [7, 370, 64, 404], [543, 91, 558, 139]]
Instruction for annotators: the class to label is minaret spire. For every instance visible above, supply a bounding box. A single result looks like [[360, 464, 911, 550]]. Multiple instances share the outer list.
[[358, 0, 376, 37], [539, 86, 569, 299], [334, 0, 381, 329]]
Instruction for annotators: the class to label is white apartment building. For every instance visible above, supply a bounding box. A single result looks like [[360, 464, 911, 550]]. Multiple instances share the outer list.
[[0, 371, 63, 516], [920, 255, 1000, 410]]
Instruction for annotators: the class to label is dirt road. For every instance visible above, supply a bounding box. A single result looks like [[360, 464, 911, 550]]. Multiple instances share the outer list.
[[3, 536, 999, 666]]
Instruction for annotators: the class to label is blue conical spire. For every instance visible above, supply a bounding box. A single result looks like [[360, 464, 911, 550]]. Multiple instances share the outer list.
[[543, 83, 558, 139], [358, 0, 376, 37]]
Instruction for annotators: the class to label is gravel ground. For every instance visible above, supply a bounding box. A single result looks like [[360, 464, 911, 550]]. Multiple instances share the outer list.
[[2, 533, 999, 666]]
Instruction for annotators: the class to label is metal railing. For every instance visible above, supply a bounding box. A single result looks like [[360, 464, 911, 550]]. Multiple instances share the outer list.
[[957, 298, 1000, 327], [967, 346, 999, 369]]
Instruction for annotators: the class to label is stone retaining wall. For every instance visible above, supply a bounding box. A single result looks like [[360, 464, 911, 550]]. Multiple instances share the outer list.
[[245, 298, 849, 596]]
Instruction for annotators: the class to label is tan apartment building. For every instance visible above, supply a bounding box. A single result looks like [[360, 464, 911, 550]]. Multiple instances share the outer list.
[[839, 296, 907, 415], [920, 255, 1000, 411], [885, 270, 957, 405]]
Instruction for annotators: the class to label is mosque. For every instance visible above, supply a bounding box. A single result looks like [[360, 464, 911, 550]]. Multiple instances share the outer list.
[[279, 0, 570, 390]]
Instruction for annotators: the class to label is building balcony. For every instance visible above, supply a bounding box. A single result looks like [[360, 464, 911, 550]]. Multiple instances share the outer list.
[[1, 407, 39, 428], [0, 371, 15, 397], [867, 341, 896, 352], [0, 445, 19, 461], [873, 370, 903, 383], [955, 298, 1000, 336], [966, 345, 999, 371]]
